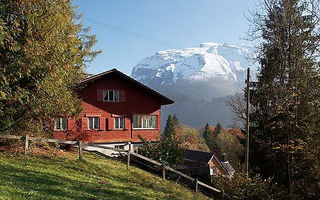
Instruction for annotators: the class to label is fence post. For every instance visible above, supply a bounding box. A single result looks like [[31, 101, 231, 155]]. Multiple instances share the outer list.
[[24, 135, 29, 155], [128, 141, 132, 152], [162, 163, 166, 181], [195, 178, 199, 193], [126, 150, 130, 170], [78, 141, 83, 160]]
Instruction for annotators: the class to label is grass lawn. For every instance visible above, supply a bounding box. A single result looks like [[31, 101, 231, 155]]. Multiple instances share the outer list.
[[0, 149, 210, 200]]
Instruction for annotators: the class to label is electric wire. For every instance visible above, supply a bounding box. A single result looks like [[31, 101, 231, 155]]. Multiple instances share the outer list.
[[83, 17, 177, 48]]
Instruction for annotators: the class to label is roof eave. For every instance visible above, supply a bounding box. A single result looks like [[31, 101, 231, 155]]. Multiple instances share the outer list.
[[78, 68, 174, 105]]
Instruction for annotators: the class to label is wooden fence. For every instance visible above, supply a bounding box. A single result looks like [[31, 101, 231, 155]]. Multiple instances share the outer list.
[[0, 135, 233, 200], [0, 134, 78, 155]]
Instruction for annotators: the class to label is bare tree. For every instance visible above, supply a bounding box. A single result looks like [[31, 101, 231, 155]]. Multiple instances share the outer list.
[[226, 93, 255, 129]]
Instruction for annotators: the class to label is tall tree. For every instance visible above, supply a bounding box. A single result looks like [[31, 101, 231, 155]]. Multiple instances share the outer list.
[[214, 122, 222, 135], [140, 115, 184, 166], [172, 114, 179, 126], [202, 123, 212, 143], [248, 0, 320, 198], [202, 122, 222, 154], [0, 0, 100, 134], [163, 115, 175, 139], [202, 123, 215, 152], [211, 122, 222, 154], [226, 93, 247, 129]]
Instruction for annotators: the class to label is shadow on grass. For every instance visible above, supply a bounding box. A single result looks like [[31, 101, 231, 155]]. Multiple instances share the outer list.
[[0, 152, 205, 200], [0, 160, 154, 200]]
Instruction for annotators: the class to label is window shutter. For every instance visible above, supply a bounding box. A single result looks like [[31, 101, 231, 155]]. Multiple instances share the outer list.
[[105, 118, 109, 130], [108, 117, 114, 130], [61, 118, 68, 130], [120, 90, 126, 102], [67, 119, 72, 130], [82, 117, 88, 130], [97, 89, 103, 101], [100, 117, 105, 131], [123, 118, 126, 129]]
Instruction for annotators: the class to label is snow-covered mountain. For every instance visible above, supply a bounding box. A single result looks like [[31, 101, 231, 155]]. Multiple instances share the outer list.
[[131, 42, 257, 128], [132, 42, 255, 86]]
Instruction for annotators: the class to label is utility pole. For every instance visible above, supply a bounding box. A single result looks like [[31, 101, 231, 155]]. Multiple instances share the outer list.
[[245, 68, 250, 176]]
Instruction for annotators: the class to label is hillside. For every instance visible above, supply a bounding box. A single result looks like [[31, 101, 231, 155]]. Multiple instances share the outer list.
[[0, 150, 210, 200]]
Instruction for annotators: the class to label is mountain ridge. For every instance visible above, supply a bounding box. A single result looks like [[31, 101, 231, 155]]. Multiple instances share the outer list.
[[132, 42, 256, 86], [130, 42, 257, 128]]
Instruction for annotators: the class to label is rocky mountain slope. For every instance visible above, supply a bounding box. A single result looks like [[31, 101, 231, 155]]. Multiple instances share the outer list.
[[131, 42, 257, 128]]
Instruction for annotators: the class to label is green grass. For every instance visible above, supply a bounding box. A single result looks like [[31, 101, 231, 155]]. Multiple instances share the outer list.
[[0, 150, 210, 200]]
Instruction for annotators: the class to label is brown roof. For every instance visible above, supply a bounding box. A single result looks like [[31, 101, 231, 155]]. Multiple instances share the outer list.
[[80, 68, 174, 105]]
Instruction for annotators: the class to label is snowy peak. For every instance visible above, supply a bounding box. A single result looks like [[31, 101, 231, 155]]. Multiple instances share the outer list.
[[131, 42, 255, 85]]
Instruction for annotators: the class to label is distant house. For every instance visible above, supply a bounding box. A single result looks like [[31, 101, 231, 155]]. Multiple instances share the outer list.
[[53, 69, 174, 150], [178, 149, 235, 178]]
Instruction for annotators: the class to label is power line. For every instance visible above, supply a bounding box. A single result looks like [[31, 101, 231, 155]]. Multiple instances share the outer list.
[[83, 17, 177, 48]]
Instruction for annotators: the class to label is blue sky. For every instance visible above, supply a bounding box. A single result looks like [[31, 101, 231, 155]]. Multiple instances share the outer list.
[[73, 0, 259, 75]]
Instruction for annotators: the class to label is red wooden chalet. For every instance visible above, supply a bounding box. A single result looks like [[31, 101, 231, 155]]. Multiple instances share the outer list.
[[53, 68, 174, 147]]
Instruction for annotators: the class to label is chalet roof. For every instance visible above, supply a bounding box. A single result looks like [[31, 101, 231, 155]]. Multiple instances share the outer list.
[[184, 149, 214, 164], [221, 161, 235, 175], [80, 68, 174, 105], [184, 149, 235, 176]]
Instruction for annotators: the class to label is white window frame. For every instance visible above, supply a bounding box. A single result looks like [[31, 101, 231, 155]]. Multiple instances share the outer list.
[[210, 167, 216, 175], [54, 117, 68, 131], [114, 117, 125, 129], [133, 115, 158, 129], [103, 90, 120, 102], [88, 117, 100, 130], [114, 145, 125, 150]]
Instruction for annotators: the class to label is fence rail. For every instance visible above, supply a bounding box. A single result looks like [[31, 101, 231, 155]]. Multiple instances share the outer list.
[[0, 135, 78, 144], [128, 152, 226, 199], [0, 134, 229, 199], [0, 135, 24, 140], [84, 143, 128, 153]]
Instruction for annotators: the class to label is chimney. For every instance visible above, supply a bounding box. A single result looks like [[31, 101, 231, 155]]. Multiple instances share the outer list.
[[221, 153, 227, 162]]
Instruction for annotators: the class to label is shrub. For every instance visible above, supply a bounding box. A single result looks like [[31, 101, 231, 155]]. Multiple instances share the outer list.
[[211, 172, 288, 200], [177, 125, 209, 152]]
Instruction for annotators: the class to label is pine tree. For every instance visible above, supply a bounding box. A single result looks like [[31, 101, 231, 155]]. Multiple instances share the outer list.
[[139, 114, 184, 166], [161, 115, 184, 166], [202, 122, 222, 154], [249, 0, 320, 198], [203, 123, 211, 142], [211, 122, 222, 154], [202, 123, 214, 150], [163, 115, 175, 139], [172, 114, 179, 126], [214, 122, 222, 136], [0, 0, 100, 134]]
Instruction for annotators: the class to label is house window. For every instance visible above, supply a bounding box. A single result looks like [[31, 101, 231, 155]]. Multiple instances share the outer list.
[[103, 90, 119, 102], [133, 115, 158, 129], [114, 117, 124, 129], [88, 117, 100, 130], [54, 117, 68, 130], [114, 145, 125, 150], [210, 167, 216, 175]]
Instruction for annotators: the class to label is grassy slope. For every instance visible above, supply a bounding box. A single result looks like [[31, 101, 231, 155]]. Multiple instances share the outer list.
[[0, 150, 209, 200]]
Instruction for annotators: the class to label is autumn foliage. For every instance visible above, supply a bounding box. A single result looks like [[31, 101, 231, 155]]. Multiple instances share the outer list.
[[0, 0, 100, 135], [177, 125, 209, 152]]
